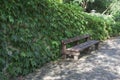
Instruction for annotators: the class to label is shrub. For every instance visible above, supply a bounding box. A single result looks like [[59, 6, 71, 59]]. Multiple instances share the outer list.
[[114, 12, 120, 22], [111, 22, 120, 36], [0, 0, 86, 77], [82, 13, 114, 40]]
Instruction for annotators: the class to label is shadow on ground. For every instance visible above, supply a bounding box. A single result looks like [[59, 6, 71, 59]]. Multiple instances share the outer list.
[[23, 36, 120, 80]]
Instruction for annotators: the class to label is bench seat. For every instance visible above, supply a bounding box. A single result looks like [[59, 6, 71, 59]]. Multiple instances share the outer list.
[[67, 40, 99, 52]]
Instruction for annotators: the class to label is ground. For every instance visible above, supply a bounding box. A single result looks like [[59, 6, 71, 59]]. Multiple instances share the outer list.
[[20, 36, 120, 80]]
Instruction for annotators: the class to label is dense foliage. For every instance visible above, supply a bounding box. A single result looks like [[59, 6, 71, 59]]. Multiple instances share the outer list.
[[0, 0, 119, 79], [0, 0, 86, 77], [109, 0, 120, 23], [64, 0, 112, 12], [83, 13, 114, 39]]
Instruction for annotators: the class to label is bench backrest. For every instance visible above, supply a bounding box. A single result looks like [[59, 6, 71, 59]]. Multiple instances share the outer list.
[[62, 34, 90, 45]]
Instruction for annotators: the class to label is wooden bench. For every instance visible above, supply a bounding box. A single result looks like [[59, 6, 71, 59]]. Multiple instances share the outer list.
[[61, 34, 100, 60]]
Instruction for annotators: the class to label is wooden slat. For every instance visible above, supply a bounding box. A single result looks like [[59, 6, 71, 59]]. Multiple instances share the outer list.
[[62, 34, 90, 44], [66, 40, 99, 52]]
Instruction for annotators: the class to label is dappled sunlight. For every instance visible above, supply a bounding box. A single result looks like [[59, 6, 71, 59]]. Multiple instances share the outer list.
[[24, 36, 120, 80], [100, 37, 120, 50]]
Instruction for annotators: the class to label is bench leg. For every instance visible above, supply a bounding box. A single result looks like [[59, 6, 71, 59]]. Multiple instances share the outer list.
[[95, 43, 99, 50], [74, 55, 79, 60], [85, 47, 90, 53], [63, 54, 66, 59]]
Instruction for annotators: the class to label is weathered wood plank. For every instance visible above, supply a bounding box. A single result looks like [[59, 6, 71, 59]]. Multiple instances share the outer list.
[[62, 34, 90, 44], [67, 40, 99, 52]]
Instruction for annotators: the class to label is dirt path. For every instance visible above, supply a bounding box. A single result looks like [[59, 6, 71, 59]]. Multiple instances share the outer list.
[[23, 36, 120, 80]]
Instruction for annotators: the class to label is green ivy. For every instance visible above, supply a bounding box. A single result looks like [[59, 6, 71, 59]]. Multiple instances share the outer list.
[[0, 72, 8, 80]]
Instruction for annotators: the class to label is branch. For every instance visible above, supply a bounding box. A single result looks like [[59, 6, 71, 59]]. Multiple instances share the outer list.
[[102, 3, 115, 15]]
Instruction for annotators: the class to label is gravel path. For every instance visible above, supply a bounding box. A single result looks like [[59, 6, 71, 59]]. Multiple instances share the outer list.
[[24, 36, 120, 80]]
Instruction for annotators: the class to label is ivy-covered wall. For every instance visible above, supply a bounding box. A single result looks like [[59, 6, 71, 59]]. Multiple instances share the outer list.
[[0, 0, 119, 78]]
